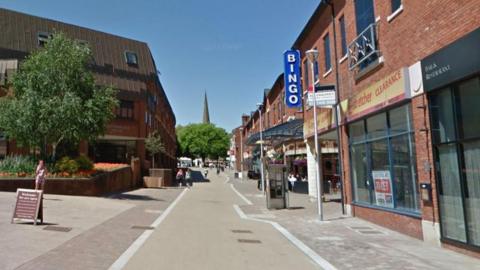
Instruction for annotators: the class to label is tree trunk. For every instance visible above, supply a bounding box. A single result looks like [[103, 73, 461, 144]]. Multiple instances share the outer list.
[[152, 154, 155, 169]]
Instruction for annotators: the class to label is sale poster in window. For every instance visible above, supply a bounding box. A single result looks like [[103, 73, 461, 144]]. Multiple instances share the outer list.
[[372, 170, 393, 208]]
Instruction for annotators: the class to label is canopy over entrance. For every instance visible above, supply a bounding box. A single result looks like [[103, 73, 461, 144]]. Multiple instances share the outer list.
[[246, 119, 303, 146]]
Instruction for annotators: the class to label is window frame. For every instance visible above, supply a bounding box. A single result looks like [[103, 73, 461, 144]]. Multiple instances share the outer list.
[[323, 33, 332, 73], [348, 103, 420, 215], [124, 51, 139, 66]]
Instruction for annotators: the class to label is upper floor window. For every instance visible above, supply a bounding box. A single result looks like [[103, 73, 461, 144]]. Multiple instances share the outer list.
[[323, 34, 332, 72], [125, 51, 138, 66], [339, 16, 347, 57], [391, 0, 402, 13], [117, 100, 134, 119], [303, 60, 309, 91], [355, 0, 375, 35], [37, 32, 51, 47]]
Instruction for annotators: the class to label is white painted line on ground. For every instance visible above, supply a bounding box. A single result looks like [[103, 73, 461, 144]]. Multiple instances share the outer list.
[[230, 183, 253, 205], [109, 188, 189, 270], [224, 176, 230, 184], [233, 204, 338, 270]]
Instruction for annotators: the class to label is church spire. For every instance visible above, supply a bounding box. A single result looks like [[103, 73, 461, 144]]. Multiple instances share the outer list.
[[203, 91, 210, 124]]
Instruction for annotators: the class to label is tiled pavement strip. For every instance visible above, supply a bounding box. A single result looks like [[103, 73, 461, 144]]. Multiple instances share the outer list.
[[228, 173, 480, 270], [0, 188, 183, 270]]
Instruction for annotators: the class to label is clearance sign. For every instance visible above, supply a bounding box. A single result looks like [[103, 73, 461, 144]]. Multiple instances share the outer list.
[[343, 68, 409, 121], [283, 50, 302, 108]]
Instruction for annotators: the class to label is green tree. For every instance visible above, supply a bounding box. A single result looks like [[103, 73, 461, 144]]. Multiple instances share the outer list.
[[0, 32, 118, 159], [177, 123, 229, 160], [145, 130, 165, 168]]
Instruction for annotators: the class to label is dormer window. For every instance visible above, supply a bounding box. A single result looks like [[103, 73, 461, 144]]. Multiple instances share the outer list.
[[37, 32, 51, 47], [125, 51, 138, 66]]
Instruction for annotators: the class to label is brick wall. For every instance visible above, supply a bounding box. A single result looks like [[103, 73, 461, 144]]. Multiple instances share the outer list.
[[293, 0, 480, 239]]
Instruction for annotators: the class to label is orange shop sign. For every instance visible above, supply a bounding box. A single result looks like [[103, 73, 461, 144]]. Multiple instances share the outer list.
[[343, 68, 409, 121]]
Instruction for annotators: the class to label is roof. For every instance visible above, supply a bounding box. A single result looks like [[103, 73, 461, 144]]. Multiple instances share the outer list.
[[246, 118, 303, 145]]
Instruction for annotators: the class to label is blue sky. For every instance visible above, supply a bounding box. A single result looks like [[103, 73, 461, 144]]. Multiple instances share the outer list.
[[0, 0, 319, 132]]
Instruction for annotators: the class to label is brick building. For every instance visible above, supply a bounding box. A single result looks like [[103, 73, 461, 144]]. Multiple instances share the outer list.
[[293, 0, 479, 256], [0, 8, 176, 172]]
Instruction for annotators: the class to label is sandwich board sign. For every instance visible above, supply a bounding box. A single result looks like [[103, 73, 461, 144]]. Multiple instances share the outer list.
[[11, 189, 43, 225]]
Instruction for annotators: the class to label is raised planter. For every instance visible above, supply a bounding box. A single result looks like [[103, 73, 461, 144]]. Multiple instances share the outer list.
[[145, 168, 172, 187], [0, 166, 133, 196]]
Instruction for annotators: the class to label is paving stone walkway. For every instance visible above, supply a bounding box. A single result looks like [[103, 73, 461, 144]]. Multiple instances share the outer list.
[[229, 173, 480, 270]]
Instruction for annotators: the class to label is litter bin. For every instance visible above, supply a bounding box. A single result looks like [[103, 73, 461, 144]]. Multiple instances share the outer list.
[[234, 172, 239, 179]]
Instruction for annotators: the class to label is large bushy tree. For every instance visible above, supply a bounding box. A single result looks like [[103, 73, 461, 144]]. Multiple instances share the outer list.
[[0, 32, 118, 159], [177, 123, 229, 160]]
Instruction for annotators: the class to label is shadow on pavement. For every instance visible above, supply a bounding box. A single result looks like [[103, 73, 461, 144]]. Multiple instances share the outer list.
[[190, 171, 210, 183], [107, 193, 165, 201]]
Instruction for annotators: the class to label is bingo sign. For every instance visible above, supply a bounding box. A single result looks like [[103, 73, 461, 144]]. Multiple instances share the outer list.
[[372, 171, 393, 208], [283, 50, 302, 108]]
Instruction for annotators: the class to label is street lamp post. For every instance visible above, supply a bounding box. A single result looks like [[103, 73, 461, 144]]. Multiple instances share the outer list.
[[239, 127, 244, 178], [306, 49, 323, 221], [257, 103, 265, 193]]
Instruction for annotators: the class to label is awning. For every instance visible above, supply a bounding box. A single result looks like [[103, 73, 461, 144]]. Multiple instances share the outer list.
[[246, 119, 303, 145]]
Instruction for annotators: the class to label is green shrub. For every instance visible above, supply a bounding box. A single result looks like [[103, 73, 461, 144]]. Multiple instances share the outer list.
[[0, 155, 36, 174], [75, 155, 93, 171], [55, 156, 79, 174]]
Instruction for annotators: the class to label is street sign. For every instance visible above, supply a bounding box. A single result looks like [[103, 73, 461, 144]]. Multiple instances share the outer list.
[[11, 189, 43, 225], [307, 85, 336, 107], [283, 50, 302, 108]]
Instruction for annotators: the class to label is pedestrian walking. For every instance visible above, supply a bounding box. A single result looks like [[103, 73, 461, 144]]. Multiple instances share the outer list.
[[176, 168, 184, 187], [35, 160, 47, 191], [185, 168, 192, 188], [288, 173, 297, 192], [204, 168, 208, 180]]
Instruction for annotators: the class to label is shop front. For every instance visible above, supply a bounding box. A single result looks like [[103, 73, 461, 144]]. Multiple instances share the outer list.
[[343, 67, 422, 237], [423, 27, 480, 250]]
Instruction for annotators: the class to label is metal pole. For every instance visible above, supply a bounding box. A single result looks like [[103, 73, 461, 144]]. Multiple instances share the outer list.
[[259, 108, 265, 193], [310, 59, 323, 221], [240, 127, 243, 177]]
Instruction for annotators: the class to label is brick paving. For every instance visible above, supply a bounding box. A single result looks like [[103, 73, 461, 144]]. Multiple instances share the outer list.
[[229, 173, 480, 270], [0, 188, 182, 270]]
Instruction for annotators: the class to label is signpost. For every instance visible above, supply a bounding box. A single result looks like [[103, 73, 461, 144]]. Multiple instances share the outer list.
[[283, 50, 302, 108], [307, 84, 336, 107], [11, 189, 43, 225]]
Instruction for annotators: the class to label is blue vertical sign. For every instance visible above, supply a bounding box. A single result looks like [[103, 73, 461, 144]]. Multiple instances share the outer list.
[[284, 50, 302, 108]]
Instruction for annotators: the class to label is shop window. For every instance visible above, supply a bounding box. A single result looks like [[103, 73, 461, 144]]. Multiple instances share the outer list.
[[462, 140, 480, 245], [116, 100, 134, 119], [430, 76, 480, 247], [366, 112, 387, 139], [125, 51, 138, 66], [457, 77, 480, 140], [349, 104, 419, 213], [349, 120, 365, 143], [391, 134, 419, 210], [437, 144, 467, 242], [351, 144, 370, 203], [389, 105, 411, 135], [430, 88, 456, 144]]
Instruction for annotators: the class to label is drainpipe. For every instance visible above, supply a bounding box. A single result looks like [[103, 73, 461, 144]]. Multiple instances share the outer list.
[[327, 0, 346, 215]]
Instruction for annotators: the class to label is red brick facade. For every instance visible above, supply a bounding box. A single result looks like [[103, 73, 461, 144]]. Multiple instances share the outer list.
[[293, 0, 480, 253]]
